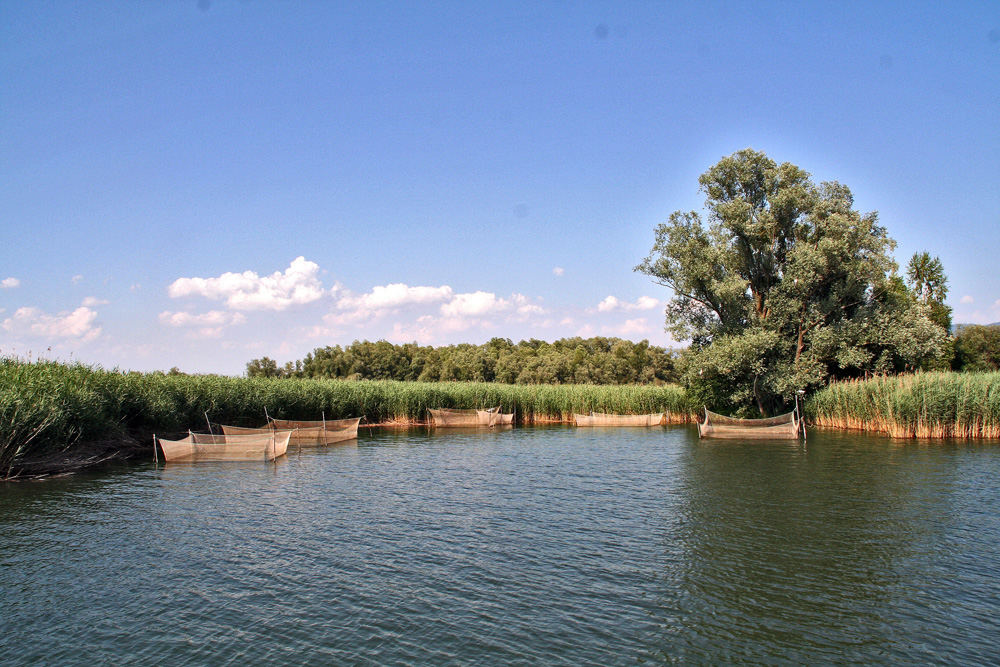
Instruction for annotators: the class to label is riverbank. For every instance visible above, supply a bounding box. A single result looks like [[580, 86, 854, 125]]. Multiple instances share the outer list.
[[5, 359, 1000, 479]]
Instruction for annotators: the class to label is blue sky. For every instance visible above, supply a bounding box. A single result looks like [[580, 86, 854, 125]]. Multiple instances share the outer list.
[[2, 1, 998, 375]]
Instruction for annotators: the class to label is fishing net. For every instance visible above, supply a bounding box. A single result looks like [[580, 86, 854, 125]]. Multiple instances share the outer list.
[[574, 412, 664, 426], [697, 409, 801, 439]]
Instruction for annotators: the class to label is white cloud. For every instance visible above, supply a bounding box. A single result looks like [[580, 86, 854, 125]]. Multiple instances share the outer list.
[[552, 267, 565, 276], [596, 295, 660, 312], [1, 277, 20, 289], [158, 311, 247, 340], [330, 282, 547, 326], [329, 283, 455, 326], [597, 296, 621, 312], [158, 310, 247, 328], [303, 324, 333, 339], [512, 293, 546, 317], [633, 296, 660, 310], [71, 275, 84, 285], [82, 296, 109, 307], [323, 287, 547, 343], [2, 306, 101, 341], [323, 310, 370, 327], [441, 291, 509, 317], [168, 256, 326, 310], [337, 283, 453, 311], [960, 295, 974, 304], [517, 304, 546, 316]]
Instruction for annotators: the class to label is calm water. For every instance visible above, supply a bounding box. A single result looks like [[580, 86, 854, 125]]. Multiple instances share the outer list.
[[2, 426, 999, 665]]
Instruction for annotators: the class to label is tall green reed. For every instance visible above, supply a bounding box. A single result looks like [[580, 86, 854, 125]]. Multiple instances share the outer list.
[[807, 371, 1000, 438]]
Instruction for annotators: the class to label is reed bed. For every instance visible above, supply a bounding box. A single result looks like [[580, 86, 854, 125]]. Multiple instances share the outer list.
[[807, 371, 1000, 439], [1, 359, 694, 476]]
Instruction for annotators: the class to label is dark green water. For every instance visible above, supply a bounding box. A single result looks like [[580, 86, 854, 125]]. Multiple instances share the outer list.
[[2, 426, 998, 665]]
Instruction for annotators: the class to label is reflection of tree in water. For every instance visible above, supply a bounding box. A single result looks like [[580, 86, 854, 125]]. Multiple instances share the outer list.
[[643, 430, 965, 664]]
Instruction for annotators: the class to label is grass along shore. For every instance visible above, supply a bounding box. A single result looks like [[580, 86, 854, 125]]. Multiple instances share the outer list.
[[807, 371, 1000, 438], [1, 359, 692, 477]]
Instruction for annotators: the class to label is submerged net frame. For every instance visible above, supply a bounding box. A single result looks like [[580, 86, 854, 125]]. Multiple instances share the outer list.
[[219, 424, 274, 436], [156, 430, 290, 461], [477, 407, 514, 426], [270, 417, 362, 444], [429, 407, 513, 427], [574, 412, 665, 427], [218, 418, 362, 445], [491, 411, 514, 425], [697, 408, 802, 439]]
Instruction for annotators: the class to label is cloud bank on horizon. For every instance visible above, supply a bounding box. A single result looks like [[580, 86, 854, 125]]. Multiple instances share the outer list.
[[0, 257, 672, 374], [5, 251, 1000, 375]]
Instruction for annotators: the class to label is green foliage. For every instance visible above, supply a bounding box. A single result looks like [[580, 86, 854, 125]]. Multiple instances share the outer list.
[[638, 148, 951, 415], [246, 356, 281, 378], [906, 251, 952, 333], [953, 325, 1000, 372], [249, 337, 680, 385]]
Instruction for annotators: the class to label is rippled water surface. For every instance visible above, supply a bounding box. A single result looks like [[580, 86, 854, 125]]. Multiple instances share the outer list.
[[2, 426, 999, 665]]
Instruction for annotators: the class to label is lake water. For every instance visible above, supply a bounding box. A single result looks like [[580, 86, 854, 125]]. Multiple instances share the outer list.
[[2, 426, 999, 665]]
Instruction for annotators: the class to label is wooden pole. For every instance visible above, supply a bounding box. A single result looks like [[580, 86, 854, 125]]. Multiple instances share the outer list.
[[152, 434, 158, 464], [204, 411, 213, 435], [796, 390, 807, 442]]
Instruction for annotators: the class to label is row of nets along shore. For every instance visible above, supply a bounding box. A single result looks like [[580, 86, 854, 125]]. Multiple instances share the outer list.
[[154, 407, 804, 462]]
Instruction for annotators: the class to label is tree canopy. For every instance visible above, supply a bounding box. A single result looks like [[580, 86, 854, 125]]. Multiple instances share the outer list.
[[637, 148, 950, 416], [906, 251, 952, 333], [953, 324, 1000, 372]]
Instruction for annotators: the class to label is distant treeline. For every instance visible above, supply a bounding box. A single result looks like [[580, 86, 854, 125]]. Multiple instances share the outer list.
[[246, 337, 680, 385], [952, 324, 1000, 372]]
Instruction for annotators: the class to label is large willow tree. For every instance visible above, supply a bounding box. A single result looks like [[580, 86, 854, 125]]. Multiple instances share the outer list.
[[637, 149, 948, 416]]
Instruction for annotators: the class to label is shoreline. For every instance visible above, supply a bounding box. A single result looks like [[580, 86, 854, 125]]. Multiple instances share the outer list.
[[6, 418, 1000, 480]]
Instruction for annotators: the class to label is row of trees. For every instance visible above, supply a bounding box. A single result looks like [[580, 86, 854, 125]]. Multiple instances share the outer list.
[[247, 337, 680, 385], [245, 320, 997, 389], [953, 324, 1000, 372]]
